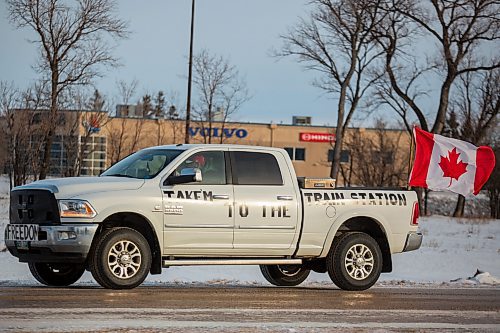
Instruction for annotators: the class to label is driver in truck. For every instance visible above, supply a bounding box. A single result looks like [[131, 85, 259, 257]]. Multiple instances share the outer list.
[[177, 153, 224, 184], [188, 154, 206, 170]]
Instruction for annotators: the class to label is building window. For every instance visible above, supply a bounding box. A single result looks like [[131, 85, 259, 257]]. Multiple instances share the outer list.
[[375, 151, 394, 164], [80, 136, 107, 176], [294, 148, 305, 161], [45, 135, 74, 176], [284, 147, 306, 161], [328, 149, 350, 163], [32, 113, 42, 124], [292, 116, 312, 126]]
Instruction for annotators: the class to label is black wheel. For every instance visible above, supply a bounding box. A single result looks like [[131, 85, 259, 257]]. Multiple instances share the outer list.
[[90, 227, 151, 289], [327, 232, 382, 291], [260, 264, 310, 286], [28, 262, 85, 287]]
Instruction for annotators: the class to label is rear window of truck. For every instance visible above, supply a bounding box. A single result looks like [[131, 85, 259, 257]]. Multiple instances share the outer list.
[[231, 151, 283, 185]]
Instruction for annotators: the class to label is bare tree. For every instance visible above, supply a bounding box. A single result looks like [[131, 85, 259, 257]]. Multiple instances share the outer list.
[[107, 80, 144, 165], [7, 0, 128, 180], [373, 58, 437, 134], [372, 0, 433, 132], [0, 81, 19, 188], [372, 0, 499, 214], [376, 0, 500, 134], [62, 88, 110, 176], [448, 70, 499, 145], [192, 49, 250, 144], [443, 69, 499, 216], [166, 116, 185, 144], [155, 90, 184, 145], [164, 91, 184, 144], [106, 117, 145, 165], [279, 0, 386, 183], [116, 79, 139, 109], [343, 120, 409, 187], [1, 82, 49, 186], [106, 118, 127, 165]]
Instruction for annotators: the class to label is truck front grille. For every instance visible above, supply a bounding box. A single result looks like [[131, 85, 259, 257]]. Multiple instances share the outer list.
[[10, 189, 61, 225]]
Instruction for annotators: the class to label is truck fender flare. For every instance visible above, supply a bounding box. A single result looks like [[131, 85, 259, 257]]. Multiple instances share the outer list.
[[319, 211, 393, 258]]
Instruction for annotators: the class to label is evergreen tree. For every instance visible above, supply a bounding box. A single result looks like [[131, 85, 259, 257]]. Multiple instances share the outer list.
[[141, 94, 153, 118], [154, 91, 165, 118], [87, 89, 105, 112]]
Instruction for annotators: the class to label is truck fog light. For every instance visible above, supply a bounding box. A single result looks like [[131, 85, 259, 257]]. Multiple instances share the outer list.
[[58, 231, 77, 240]]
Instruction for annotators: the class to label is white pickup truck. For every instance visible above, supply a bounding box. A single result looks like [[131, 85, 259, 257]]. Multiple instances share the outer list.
[[5, 144, 422, 290]]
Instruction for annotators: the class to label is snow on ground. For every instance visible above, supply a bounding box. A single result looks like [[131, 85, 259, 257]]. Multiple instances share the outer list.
[[426, 190, 491, 218], [380, 216, 500, 286], [0, 176, 499, 287]]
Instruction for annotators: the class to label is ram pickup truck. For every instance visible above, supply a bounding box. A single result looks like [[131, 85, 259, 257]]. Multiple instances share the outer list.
[[5, 144, 422, 290]]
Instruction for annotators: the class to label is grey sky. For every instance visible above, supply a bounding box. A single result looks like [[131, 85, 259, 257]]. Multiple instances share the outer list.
[[0, 0, 350, 126]]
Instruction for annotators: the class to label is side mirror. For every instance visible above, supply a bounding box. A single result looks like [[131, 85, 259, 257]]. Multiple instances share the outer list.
[[165, 168, 202, 185]]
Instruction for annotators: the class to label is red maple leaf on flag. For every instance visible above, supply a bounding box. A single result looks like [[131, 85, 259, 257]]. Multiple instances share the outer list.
[[438, 148, 468, 186]]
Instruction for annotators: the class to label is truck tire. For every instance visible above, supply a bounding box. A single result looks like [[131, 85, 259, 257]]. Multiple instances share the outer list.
[[90, 227, 151, 289], [327, 232, 382, 291], [260, 264, 310, 286], [28, 262, 85, 287]]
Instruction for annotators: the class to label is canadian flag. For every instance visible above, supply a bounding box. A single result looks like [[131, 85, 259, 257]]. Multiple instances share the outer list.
[[409, 127, 495, 197]]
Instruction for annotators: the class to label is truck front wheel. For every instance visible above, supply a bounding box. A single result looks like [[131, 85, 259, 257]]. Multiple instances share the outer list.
[[327, 232, 382, 291], [28, 262, 85, 287], [260, 264, 310, 286], [90, 227, 151, 289]]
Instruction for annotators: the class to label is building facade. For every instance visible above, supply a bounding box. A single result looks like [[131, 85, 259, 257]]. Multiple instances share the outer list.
[[101, 116, 412, 186], [1, 110, 412, 187]]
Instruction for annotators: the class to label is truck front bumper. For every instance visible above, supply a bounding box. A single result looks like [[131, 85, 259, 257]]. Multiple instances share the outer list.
[[5, 224, 98, 263], [402, 232, 423, 252]]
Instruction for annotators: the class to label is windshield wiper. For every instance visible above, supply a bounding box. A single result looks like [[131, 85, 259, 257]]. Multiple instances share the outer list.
[[103, 173, 136, 178]]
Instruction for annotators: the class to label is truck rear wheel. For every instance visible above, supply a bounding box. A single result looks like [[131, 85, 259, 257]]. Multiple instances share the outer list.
[[90, 227, 151, 289], [327, 232, 382, 291], [260, 264, 310, 286], [28, 262, 85, 287]]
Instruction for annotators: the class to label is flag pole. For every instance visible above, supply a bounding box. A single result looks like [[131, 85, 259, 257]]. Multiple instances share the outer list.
[[407, 125, 415, 190]]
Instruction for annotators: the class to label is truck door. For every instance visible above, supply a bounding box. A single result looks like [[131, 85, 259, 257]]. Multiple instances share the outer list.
[[230, 150, 299, 255], [161, 150, 234, 254]]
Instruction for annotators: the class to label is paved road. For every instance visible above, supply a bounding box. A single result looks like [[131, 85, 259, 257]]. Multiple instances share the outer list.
[[0, 285, 499, 332]]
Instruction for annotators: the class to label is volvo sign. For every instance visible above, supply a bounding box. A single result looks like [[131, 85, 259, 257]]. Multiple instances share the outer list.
[[189, 127, 248, 139]]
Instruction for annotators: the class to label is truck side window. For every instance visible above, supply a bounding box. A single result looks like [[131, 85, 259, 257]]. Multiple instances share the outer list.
[[174, 151, 226, 185], [231, 151, 283, 185]]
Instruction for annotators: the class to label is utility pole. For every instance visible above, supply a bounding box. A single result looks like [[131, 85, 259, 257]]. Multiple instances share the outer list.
[[185, 0, 195, 143]]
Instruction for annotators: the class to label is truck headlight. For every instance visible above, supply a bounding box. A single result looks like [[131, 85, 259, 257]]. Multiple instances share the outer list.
[[58, 200, 97, 218]]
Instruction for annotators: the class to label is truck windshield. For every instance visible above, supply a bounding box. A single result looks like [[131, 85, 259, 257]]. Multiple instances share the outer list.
[[101, 149, 183, 179]]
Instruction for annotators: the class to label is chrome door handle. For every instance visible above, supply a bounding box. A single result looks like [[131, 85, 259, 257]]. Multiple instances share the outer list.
[[213, 194, 230, 200], [277, 195, 293, 201]]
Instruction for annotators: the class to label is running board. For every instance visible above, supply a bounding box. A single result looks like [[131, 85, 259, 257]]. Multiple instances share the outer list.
[[162, 258, 303, 267]]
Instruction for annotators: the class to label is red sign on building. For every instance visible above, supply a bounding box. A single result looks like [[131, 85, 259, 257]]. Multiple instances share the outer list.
[[299, 132, 336, 143]]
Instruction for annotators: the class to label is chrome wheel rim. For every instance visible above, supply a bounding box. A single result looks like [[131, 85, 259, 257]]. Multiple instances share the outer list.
[[107, 240, 142, 279], [277, 265, 302, 277], [344, 244, 374, 281]]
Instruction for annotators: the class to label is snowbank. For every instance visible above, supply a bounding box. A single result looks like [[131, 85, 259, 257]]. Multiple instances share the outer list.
[[1, 176, 499, 288], [426, 190, 490, 217], [449, 270, 500, 286]]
